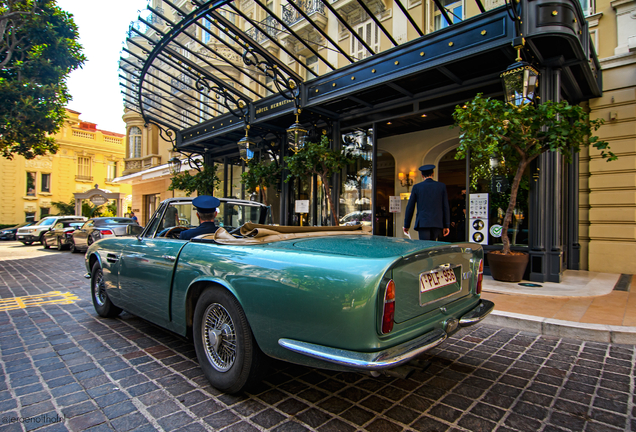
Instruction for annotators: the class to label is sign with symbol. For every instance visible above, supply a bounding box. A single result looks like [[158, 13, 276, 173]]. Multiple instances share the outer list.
[[295, 200, 309, 213], [491, 175, 509, 193], [490, 224, 503, 238], [389, 196, 401, 213], [469, 193, 488, 245]]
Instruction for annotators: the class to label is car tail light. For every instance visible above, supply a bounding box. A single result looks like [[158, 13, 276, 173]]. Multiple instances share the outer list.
[[381, 280, 395, 334], [100, 229, 114, 236], [476, 259, 484, 294]]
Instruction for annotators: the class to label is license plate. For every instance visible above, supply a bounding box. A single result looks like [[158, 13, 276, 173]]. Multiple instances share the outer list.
[[419, 266, 459, 293]]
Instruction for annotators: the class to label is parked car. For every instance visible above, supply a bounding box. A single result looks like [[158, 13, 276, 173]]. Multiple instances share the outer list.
[[42, 221, 85, 250], [71, 217, 141, 253], [84, 197, 492, 394], [0, 222, 36, 240], [17, 215, 87, 245]]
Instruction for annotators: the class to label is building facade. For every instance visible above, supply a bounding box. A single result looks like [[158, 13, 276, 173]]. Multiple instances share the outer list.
[[0, 109, 132, 225], [118, 0, 634, 278]]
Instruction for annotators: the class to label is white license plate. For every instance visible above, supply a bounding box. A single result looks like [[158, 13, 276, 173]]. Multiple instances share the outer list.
[[419, 266, 459, 293]]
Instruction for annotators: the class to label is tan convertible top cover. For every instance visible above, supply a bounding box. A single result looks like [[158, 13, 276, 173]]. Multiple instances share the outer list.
[[201, 223, 373, 245]]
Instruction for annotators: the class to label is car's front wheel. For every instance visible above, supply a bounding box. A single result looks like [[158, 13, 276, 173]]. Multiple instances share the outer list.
[[43, 238, 50, 249], [56, 239, 64, 251], [70, 240, 78, 253], [193, 287, 265, 394], [91, 262, 122, 318]]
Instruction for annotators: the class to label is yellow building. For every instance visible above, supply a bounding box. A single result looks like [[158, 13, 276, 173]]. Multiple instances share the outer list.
[[0, 109, 132, 225]]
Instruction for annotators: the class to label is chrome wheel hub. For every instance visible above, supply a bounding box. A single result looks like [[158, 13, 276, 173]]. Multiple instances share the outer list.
[[202, 303, 236, 372], [94, 272, 106, 307]]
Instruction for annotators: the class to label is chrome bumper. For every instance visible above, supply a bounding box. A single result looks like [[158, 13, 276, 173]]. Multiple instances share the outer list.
[[459, 299, 495, 326], [278, 300, 494, 371]]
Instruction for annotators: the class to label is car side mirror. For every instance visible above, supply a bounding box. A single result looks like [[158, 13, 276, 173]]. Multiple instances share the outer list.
[[126, 224, 144, 237]]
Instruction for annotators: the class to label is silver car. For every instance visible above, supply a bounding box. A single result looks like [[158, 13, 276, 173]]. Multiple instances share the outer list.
[[70, 217, 141, 253]]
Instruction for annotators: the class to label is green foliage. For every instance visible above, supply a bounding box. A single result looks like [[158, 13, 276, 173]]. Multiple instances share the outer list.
[[452, 94, 615, 254], [82, 201, 102, 218], [0, 0, 86, 159], [284, 134, 356, 225], [51, 196, 75, 215], [168, 162, 220, 196], [241, 157, 280, 206]]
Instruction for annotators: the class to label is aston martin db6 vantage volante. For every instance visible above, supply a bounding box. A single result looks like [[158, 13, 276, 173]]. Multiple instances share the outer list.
[[84, 197, 493, 393]]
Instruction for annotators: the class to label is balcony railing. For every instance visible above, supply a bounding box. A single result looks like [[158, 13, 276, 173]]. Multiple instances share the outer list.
[[282, 0, 326, 26], [245, 16, 282, 44]]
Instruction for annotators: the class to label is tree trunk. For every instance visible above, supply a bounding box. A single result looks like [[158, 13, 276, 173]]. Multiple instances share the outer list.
[[501, 159, 529, 254]]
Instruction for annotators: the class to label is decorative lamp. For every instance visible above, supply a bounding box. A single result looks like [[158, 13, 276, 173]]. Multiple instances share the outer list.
[[168, 156, 182, 175], [500, 38, 539, 106], [399, 171, 415, 191], [237, 126, 255, 163], [286, 109, 308, 153]]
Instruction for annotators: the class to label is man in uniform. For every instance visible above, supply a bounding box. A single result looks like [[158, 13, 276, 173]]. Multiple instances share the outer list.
[[180, 195, 221, 240], [403, 164, 450, 241]]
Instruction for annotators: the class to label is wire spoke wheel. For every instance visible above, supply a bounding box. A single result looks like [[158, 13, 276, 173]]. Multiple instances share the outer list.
[[202, 303, 236, 372], [94, 270, 107, 307]]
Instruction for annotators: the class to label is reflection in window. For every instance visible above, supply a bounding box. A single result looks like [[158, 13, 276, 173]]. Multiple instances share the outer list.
[[40, 207, 50, 219], [41, 173, 51, 193], [339, 129, 373, 227], [107, 162, 117, 181], [26, 172, 36, 196], [129, 126, 142, 158], [25, 212, 35, 222], [434, 0, 463, 30]]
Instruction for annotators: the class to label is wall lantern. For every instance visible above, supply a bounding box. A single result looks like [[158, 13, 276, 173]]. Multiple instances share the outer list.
[[168, 156, 181, 175], [500, 37, 539, 106], [286, 109, 308, 153], [398, 171, 416, 191], [237, 126, 255, 163]]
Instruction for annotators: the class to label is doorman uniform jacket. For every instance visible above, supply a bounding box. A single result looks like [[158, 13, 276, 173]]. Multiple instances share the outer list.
[[403, 178, 451, 230], [179, 222, 219, 240]]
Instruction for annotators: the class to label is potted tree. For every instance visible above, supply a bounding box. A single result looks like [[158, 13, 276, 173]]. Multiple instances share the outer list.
[[452, 94, 615, 282]]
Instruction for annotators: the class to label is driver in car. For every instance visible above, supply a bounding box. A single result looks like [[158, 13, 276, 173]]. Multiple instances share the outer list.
[[179, 195, 221, 240]]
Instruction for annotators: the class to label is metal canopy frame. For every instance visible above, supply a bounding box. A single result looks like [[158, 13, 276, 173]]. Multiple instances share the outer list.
[[119, 0, 602, 159]]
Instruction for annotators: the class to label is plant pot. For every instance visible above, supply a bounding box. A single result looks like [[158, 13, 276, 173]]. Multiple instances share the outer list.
[[487, 251, 529, 282]]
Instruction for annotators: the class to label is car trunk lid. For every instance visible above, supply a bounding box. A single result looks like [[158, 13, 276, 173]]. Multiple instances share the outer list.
[[391, 245, 476, 323]]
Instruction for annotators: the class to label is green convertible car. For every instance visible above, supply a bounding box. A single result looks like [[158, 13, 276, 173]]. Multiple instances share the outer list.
[[85, 197, 493, 394]]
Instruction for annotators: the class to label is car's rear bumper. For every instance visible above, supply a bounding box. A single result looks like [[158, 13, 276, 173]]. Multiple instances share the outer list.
[[279, 300, 494, 371]]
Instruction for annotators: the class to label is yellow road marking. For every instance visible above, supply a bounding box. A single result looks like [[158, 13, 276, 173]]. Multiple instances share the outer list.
[[0, 291, 79, 311]]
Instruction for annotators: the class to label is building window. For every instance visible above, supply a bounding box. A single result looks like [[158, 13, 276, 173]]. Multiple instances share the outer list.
[[203, 18, 212, 43], [579, 0, 594, 16], [25, 212, 35, 222], [434, 0, 463, 30], [77, 156, 92, 181], [181, 110, 189, 128], [129, 126, 142, 158], [107, 162, 117, 181], [41, 173, 51, 193], [26, 172, 36, 196], [40, 207, 50, 219], [351, 21, 379, 60], [200, 93, 210, 120]]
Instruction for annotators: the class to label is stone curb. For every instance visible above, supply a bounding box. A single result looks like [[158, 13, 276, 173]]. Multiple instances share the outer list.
[[483, 311, 636, 345]]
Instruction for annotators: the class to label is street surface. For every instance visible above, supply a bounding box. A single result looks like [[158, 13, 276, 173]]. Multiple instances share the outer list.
[[0, 240, 634, 431]]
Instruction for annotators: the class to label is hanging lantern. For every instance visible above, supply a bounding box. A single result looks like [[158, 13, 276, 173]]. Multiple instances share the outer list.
[[168, 156, 182, 175], [500, 39, 539, 106], [237, 126, 255, 162], [286, 109, 308, 153]]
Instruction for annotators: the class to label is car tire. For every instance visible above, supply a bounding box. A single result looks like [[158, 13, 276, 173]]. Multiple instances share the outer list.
[[57, 239, 63, 251], [43, 239, 50, 249], [39, 233, 46, 245], [193, 287, 265, 394], [22, 241, 32, 246], [70, 240, 78, 253], [91, 262, 122, 318]]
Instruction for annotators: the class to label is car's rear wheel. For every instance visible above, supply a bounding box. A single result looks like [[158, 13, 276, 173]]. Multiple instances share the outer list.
[[193, 287, 265, 394], [91, 262, 122, 318]]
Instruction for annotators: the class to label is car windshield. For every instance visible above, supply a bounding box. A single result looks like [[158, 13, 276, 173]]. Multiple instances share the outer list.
[[37, 218, 56, 227], [145, 200, 271, 238]]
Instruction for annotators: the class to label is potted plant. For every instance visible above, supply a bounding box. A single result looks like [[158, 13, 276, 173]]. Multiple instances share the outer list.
[[452, 94, 615, 282], [241, 156, 281, 207]]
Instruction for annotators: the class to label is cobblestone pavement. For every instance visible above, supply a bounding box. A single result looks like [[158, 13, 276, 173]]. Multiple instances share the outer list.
[[0, 241, 634, 432]]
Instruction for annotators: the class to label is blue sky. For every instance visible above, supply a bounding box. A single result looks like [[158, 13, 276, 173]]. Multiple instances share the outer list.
[[57, 0, 149, 134]]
